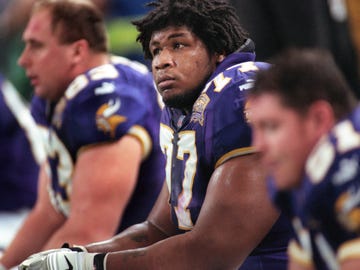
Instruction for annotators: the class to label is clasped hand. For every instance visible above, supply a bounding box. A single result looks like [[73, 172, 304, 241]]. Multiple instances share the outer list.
[[18, 249, 96, 270]]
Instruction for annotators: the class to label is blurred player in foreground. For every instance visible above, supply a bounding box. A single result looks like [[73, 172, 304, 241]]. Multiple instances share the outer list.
[[248, 48, 360, 269]]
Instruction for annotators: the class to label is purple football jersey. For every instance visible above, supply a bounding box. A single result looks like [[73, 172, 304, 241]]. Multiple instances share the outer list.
[[31, 56, 165, 232], [160, 51, 292, 269], [274, 105, 360, 269]]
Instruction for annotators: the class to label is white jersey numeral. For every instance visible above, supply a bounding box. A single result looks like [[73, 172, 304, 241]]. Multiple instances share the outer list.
[[160, 124, 197, 230]]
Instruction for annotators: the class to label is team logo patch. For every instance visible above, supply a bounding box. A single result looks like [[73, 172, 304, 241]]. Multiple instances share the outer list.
[[191, 93, 209, 126], [96, 98, 126, 138], [335, 187, 360, 232]]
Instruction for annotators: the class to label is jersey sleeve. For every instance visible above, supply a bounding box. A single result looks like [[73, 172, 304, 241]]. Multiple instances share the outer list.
[[306, 124, 360, 234], [304, 115, 360, 263], [209, 62, 268, 167], [62, 72, 149, 155], [211, 84, 252, 167]]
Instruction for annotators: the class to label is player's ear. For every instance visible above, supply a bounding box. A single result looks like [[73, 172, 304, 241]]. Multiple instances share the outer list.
[[308, 100, 335, 134], [71, 39, 89, 63], [216, 53, 226, 63]]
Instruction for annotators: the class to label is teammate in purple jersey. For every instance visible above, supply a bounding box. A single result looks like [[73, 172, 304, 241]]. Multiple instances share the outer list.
[[158, 46, 292, 270], [18, 1, 294, 270], [30, 55, 164, 232], [0, 74, 45, 250], [249, 49, 360, 269], [0, 1, 164, 269]]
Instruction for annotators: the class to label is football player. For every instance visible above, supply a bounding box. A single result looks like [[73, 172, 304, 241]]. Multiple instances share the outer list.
[[249, 48, 360, 269], [17, 0, 294, 269], [0, 1, 164, 269]]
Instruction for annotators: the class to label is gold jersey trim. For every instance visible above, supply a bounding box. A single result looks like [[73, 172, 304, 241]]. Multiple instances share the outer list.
[[215, 146, 256, 168]]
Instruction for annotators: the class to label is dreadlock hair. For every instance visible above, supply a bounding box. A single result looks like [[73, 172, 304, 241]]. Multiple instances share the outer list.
[[132, 0, 249, 59]]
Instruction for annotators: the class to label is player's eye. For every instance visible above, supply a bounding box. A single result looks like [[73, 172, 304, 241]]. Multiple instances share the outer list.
[[151, 48, 161, 56], [174, 43, 184, 50], [28, 40, 43, 50], [263, 121, 279, 132]]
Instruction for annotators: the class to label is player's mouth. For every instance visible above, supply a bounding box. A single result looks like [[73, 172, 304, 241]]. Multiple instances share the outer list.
[[157, 75, 176, 92], [262, 158, 278, 173], [27, 74, 39, 86]]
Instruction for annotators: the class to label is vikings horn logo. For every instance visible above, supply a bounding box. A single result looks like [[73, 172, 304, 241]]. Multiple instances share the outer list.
[[335, 188, 360, 233], [96, 98, 127, 138]]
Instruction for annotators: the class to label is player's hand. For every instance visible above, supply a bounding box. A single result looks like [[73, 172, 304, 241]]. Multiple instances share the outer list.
[[19, 249, 71, 270], [46, 251, 96, 270], [19, 250, 96, 270]]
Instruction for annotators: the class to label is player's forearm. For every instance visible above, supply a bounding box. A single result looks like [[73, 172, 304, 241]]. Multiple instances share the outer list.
[[18, 223, 236, 270], [85, 221, 169, 253], [340, 260, 360, 270], [0, 209, 61, 269], [42, 216, 118, 250], [103, 232, 231, 270]]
